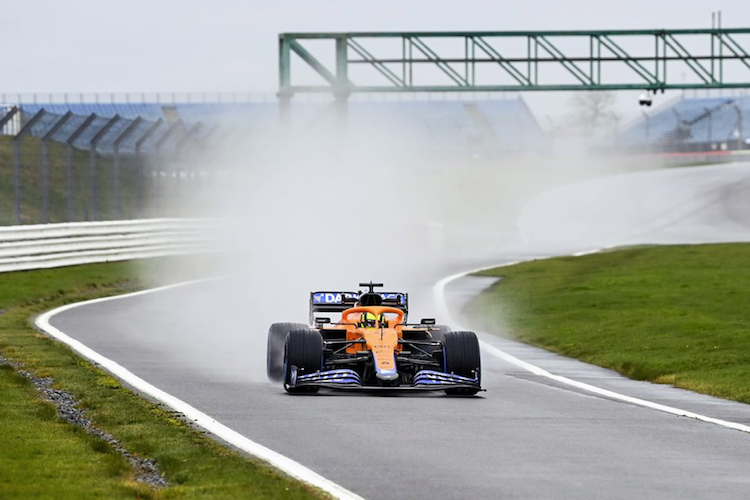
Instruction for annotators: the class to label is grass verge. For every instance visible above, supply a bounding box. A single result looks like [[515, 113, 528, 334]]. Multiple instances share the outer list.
[[465, 243, 750, 404], [0, 258, 327, 499]]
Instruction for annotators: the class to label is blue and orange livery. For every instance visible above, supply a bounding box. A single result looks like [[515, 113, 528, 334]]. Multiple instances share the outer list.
[[266, 282, 483, 395]]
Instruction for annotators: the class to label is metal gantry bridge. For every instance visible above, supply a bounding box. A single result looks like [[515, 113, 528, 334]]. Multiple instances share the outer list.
[[279, 29, 750, 104]]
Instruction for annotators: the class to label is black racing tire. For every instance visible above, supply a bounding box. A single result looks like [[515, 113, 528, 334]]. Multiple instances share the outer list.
[[442, 331, 481, 396], [267, 322, 308, 382], [284, 329, 324, 394]]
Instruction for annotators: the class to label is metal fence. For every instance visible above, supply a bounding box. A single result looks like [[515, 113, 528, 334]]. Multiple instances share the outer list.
[[0, 95, 553, 226], [0, 106, 220, 225]]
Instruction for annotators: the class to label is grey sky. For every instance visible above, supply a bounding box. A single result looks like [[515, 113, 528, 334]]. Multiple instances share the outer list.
[[2, 0, 748, 123]]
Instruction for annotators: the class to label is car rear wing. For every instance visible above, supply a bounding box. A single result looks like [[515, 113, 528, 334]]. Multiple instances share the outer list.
[[309, 291, 409, 324]]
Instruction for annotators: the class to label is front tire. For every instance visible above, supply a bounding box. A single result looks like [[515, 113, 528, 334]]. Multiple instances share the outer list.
[[284, 329, 324, 394], [442, 331, 481, 396], [267, 323, 308, 382]]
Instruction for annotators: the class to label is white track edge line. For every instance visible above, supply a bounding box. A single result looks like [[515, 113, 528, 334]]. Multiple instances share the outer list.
[[34, 281, 365, 500], [432, 251, 750, 435]]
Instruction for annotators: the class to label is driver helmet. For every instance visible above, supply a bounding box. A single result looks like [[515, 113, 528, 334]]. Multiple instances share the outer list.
[[359, 312, 378, 328], [378, 313, 388, 328]]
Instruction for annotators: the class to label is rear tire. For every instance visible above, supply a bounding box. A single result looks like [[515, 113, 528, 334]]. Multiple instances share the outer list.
[[442, 331, 481, 396], [267, 323, 308, 382], [284, 329, 324, 394]]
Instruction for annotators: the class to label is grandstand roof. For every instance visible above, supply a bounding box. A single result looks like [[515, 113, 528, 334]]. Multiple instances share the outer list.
[[618, 95, 750, 148], [4, 98, 546, 154]]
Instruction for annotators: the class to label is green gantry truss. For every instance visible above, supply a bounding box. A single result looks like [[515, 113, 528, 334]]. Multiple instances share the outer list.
[[278, 29, 750, 98]]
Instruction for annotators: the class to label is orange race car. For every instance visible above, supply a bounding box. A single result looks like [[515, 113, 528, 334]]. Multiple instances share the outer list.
[[266, 282, 482, 395]]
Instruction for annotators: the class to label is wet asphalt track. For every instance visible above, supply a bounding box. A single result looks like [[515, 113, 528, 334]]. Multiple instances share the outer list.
[[50, 163, 750, 499]]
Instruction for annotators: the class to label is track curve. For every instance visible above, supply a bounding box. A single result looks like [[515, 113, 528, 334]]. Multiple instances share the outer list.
[[47, 163, 750, 499]]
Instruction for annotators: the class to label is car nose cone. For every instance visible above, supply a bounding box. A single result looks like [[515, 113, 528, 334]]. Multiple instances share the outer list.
[[376, 369, 399, 381]]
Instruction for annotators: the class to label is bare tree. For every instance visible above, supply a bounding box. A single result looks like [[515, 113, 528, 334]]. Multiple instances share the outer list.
[[567, 91, 621, 137]]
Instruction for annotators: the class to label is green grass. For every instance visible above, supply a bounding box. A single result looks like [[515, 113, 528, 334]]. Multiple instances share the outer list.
[[0, 364, 136, 499], [465, 243, 750, 404], [0, 259, 327, 500]]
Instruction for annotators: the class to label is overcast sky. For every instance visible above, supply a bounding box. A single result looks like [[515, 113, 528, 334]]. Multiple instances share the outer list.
[[2, 0, 748, 123]]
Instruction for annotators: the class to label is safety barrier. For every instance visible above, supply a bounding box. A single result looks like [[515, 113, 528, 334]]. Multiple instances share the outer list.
[[0, 219, 210, 273]]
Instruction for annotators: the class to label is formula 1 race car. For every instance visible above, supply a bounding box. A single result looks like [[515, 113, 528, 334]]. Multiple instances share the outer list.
[[266, 282, 482, 395]]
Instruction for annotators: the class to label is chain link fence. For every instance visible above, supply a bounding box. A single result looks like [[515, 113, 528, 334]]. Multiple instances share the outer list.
[[0, 95, 551, 226], [0, 105, 221, 225]]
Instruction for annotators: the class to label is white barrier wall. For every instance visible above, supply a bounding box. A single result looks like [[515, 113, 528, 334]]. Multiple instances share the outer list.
[[0, 219, 210, 273]]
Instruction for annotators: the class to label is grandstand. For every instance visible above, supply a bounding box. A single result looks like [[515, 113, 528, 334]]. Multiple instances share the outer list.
[[617, 94, 750, 153], [0, 95, 545, 225], [1, 97, 546, 156]]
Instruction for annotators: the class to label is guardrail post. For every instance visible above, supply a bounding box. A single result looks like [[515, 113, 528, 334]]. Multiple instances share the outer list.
[[65, 113, 97, 221], [13, 109, 47, 224], [40, 112, 73, 223]]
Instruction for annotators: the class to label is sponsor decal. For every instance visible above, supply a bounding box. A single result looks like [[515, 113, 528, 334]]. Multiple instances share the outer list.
[[313, 292, 358, 304], [313, 291, 405, 305]]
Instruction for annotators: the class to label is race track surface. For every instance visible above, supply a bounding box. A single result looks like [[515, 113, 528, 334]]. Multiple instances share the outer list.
[[50, 163, 750, 499]]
